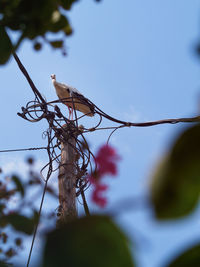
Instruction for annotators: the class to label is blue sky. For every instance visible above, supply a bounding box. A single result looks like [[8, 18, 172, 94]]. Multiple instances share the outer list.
[[1, 0, 200, 266]]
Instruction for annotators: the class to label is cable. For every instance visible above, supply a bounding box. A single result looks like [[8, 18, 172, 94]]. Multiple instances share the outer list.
[[0, 147, 48, 153], [26, 180, 48, 267], [12, 52, 200, 267]]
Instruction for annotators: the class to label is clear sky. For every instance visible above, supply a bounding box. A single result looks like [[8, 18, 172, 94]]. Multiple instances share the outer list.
[[1, 0, 200, 266]]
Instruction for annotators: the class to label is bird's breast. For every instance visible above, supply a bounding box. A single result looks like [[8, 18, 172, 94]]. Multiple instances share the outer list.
[[55, 85, 70, 99]]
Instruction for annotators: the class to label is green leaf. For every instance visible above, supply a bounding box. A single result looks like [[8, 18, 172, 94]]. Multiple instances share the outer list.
[[5, 248, 16, 258], [50, 40, 63, 48], [63, 24, 73, 36], [60, 0, 79, 10], [49, 15, 70, 33], [0, 260, 13, 267], [0, 232, 8, 244], [0, 27, 13, 65], [0, 213, 35, 235], [166, 243, 200, 267], [11, 175, 24, 197], [151, 124, 200, 219], [42, 215, 135, 267], [0, 204, 6, 213], [33, 42, 42, 51]]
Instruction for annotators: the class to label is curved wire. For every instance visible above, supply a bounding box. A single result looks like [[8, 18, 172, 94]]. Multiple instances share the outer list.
[[13, 52, 200, 267]]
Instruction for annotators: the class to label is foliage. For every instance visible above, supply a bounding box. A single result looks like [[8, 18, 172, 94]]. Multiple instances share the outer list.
[[0, 158, 56, 265], [0, 0, 101, 65], [42, 215, 134, 267], [165, 243, 200, 267], [0, 172, 31, 264], [0, 27, 13, 65], [0, 152, 135, 267], [148, 123, 200, 265], [151, 124, 200, 219]]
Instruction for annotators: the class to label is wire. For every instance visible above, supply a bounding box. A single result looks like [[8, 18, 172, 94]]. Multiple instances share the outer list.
[[12, 52, 200, 267], [0, 147, 48, 153], [26, 179, 49, 267]]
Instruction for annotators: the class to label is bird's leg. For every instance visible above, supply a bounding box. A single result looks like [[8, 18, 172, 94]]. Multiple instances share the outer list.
[[67, 106, 72, 120], [68, 107, 74, 120], [71, 106, 74, 120]]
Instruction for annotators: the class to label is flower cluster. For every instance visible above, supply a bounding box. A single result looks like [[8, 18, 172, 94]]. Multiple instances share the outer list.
[[88, 144, 120, 208]]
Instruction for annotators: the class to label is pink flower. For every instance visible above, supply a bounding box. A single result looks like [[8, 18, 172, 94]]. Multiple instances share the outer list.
[[91, 184, 108, 208], [88, 144, 120, 208], [95, 144, 120, 177]]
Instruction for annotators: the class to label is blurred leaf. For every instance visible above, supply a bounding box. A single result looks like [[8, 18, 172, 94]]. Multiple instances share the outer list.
[[0, 260, 13, 267], [50, 40, 63, 48], [33, 42, 42, 50], [166, 243, 200, 267], [33, 209, 39, 222], [151, 124, 200, 219], [11, 176, 24, 197], [49, 15, 70, 33], [59, 0, 79, 10], [28, 176, 41, 185], [0, 233, 8, 244], [0, 0, 103, 62], [15, 238, 22, 247], [0, 204, 6, 213], [0, 187, 7, 200], [0, 186, 16, 200], [0, 213, 36, 235], [0, 27, 13, 65], [5, 248, 16, 258], [43, 215, 134, 267], [26, 157, 35, 165], [63, 23, 73, 35]]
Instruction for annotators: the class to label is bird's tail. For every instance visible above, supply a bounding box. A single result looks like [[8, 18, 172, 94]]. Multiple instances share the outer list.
[[75, 102, 94, 117]]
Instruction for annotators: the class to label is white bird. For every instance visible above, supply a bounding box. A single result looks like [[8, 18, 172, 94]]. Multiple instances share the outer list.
[[51, 74, 94, 119]]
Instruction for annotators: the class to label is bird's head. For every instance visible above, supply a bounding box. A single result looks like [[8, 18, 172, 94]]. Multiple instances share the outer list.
[[51, 74, 56, 80]]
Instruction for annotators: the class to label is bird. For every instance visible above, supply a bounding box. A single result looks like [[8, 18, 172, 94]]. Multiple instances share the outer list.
[[51, 74, 94, 119]]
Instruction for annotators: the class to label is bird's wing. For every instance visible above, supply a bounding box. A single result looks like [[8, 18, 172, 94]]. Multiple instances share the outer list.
[[66, 85, 93, 110], [71, 91, 95, 115], [57, 83, 83, 97], [67, 85, 83, 95], [54, 82, 70, 101], [54, 81, 95, 116], [57, 82, 71, 91]]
